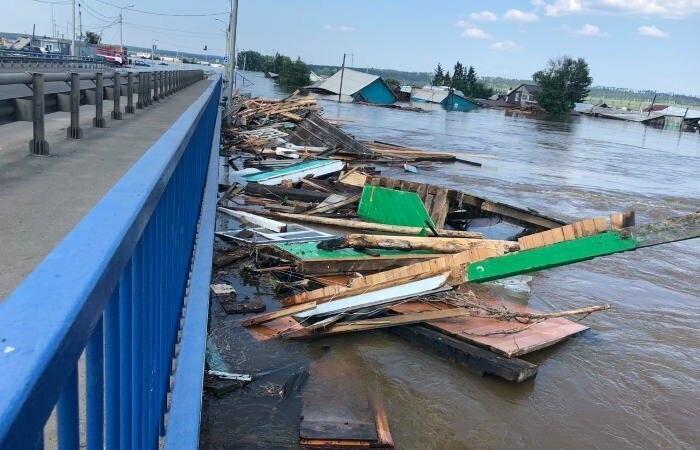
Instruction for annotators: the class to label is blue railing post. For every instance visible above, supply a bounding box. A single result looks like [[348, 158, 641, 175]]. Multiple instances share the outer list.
[[0, 74, 218, 450]]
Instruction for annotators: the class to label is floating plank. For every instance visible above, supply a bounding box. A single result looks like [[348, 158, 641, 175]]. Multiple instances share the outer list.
[[319, 234, 519, 254], [292, 273, 450, 320], [229, 208, 484, 238], [217, 207, 287, 232], [388, 299, 588, 357], [358, 185, 435, 228], [389, 325, 538, 382], [244, 183, 330, 203], [241, 302, 317, 327], [244, 159, 345, 185], [300, 354, 392, 447], [288, 305, 467, 338], [281, 250, 482, 307], [518, 217, 608, 251]]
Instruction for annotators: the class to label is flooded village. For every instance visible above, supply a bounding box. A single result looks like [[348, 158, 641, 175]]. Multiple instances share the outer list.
[[0, 2, 699, 450]]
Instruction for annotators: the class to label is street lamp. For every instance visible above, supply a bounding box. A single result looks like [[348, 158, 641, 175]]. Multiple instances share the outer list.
[[152, 39, 158, 61]]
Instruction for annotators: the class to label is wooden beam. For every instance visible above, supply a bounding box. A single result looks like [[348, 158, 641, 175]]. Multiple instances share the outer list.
[[306, 195, 360, 215], [296, 254, 444, 275], [241, 302, 317, 327], [244, 183, 330, 203], [319, 234, 518, 254], [284, 308, 470, 339], [228, 208, 485, 239], [389, 325, 538, 382]]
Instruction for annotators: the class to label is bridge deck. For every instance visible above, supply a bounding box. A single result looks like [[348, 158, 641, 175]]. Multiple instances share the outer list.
[[0, 79, 212, 300]]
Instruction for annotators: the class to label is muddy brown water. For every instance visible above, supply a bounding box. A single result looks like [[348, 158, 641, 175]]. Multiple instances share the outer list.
[[201, 72, 700, 449]]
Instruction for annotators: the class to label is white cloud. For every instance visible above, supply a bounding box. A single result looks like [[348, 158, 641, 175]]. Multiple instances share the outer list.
[[543, 0, 584, 16], [503, 9, 540, 21], [323, 24, 355, 32], [638, 25, 670, 37], [537, 0, 700, 18], [490, 40, 522, 51], [469, 11, 498, 21], [455, 19, 471, 28], [575, 23, 609, 36], [462, 27, 492, 39]]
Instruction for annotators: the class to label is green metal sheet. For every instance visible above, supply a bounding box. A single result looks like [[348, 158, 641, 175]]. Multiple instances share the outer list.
[[357, 185, 435, 228], [467, 231, 638, 283], [275, 241, 430, 260]]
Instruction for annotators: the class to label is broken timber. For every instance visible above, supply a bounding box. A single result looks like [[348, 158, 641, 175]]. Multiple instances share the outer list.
[[389, 325, 538, 382], [229, 208, 485, 238], [466, 212, 700, 283], [244, 183, 330, 203], [367, 175, 566, 231], [318, 234, 519, 254], [287, 112, 376, 156]]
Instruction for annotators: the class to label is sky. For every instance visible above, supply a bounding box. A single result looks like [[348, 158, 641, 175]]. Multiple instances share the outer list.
[[5, 1, 700, 94]]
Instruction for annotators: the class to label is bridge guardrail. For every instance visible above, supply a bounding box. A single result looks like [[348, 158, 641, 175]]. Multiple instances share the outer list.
[[0, 74, 222, 450], [0, 69, 204, 154]]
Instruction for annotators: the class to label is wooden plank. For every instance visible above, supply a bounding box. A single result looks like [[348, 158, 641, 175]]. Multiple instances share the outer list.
[[389, 325, 538, 382], [297, 254, 443, 275], [320, 234, 519, 254], [610, 211, 635, 230], [306, 195, 360, 215], [285, 307, 469, 339], [244, 183, 329, 203], [480, 201, 565, 230], [230, 208, 485, 239], [217, 207, 287, 232], [389, 298, 588, 357], [431, 187, 450, 228], [282, 250, 478, 307], [241, 302, 317, 327]]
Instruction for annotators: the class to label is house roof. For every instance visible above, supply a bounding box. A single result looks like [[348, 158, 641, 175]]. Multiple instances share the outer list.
[[509, 84, 543, 95], [308, 68, 380, 96]]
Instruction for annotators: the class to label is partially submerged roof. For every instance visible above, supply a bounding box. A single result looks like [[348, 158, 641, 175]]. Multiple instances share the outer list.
[[509, 84, 543, 95], [308, 68, 380, 96]]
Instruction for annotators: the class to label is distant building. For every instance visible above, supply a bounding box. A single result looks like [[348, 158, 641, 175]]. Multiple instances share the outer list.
[[34, 37, 71, 54], [410, 86, 479, 112], [505, 84, 543, 107], [307, 68, 396, 104]]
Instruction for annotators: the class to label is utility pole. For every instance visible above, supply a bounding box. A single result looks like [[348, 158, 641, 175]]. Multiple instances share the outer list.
[[71, 0, 76, 56], [119, 12, 123, 49], [338, 53, 347, 103], [78, 3, 82, 56], [226, 0, 239, 124]]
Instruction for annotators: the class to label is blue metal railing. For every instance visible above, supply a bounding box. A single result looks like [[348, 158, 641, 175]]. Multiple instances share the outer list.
[[0, 75, 222, 449]]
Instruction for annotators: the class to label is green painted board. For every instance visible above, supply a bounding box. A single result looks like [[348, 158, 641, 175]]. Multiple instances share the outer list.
[[357, 185, 435, 228], [467, 231, 638, 283], [275, 241, 431, 260]]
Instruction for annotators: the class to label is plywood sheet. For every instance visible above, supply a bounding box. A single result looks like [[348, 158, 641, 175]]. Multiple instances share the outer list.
[[357, 185, 434, 228], [388, 297, 588, 357]]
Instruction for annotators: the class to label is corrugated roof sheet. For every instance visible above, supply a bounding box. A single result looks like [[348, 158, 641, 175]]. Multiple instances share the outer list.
[[308, 68, 379, 96]]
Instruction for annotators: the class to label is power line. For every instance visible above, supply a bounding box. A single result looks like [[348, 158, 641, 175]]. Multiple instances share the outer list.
[[123, 21, 225, 38], [93, 0, 226, 16], [31, 0, 71, 4]]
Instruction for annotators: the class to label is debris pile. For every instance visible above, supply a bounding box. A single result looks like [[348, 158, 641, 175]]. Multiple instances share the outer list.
[[210, 93, 700, 447]]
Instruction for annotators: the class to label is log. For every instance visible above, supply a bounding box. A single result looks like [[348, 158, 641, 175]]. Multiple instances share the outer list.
[[229, 208, 485, 239], [318, 234, 518, 254], [389, 325, 538, 382]]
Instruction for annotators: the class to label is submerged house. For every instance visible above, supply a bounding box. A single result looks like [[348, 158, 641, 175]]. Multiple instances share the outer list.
[[505, 84, 542, 107], [410, 86, 479, 112], [307, 68, 396, 104]]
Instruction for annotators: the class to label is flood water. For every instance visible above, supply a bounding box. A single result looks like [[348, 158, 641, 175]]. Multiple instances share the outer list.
[[201, 72, 700, 449]]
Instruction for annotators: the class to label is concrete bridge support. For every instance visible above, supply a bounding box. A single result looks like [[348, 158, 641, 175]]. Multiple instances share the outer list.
[[67, 72, 83, 139], [28, 73, 49, 155]]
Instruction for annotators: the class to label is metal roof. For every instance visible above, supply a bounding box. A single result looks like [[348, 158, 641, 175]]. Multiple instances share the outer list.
[[308, 68, 380, 96]]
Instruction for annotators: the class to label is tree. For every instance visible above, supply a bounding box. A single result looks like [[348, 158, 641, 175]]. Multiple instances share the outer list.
[[443, 70, 451, 86], [532, 56, 592, 115], [278, 57, 310, 88], [384, 78, 401, 90], [432, 63, 445, 86], [465, 66, 477, 91], [84, 31, 101, 45]]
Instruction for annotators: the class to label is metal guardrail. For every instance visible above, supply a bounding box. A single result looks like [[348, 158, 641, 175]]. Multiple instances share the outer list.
[[0, 75, 222, 449], [0, 49, 114, 69], [0, 69, 204, 154]]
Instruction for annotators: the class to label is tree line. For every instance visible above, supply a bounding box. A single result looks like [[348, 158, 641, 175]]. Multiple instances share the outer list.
[[238, 50, 311, 88], [431, 62, 494, 99]]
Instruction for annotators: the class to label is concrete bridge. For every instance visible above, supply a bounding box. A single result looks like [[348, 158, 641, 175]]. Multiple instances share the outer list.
[[0, 69, 223, 449]]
